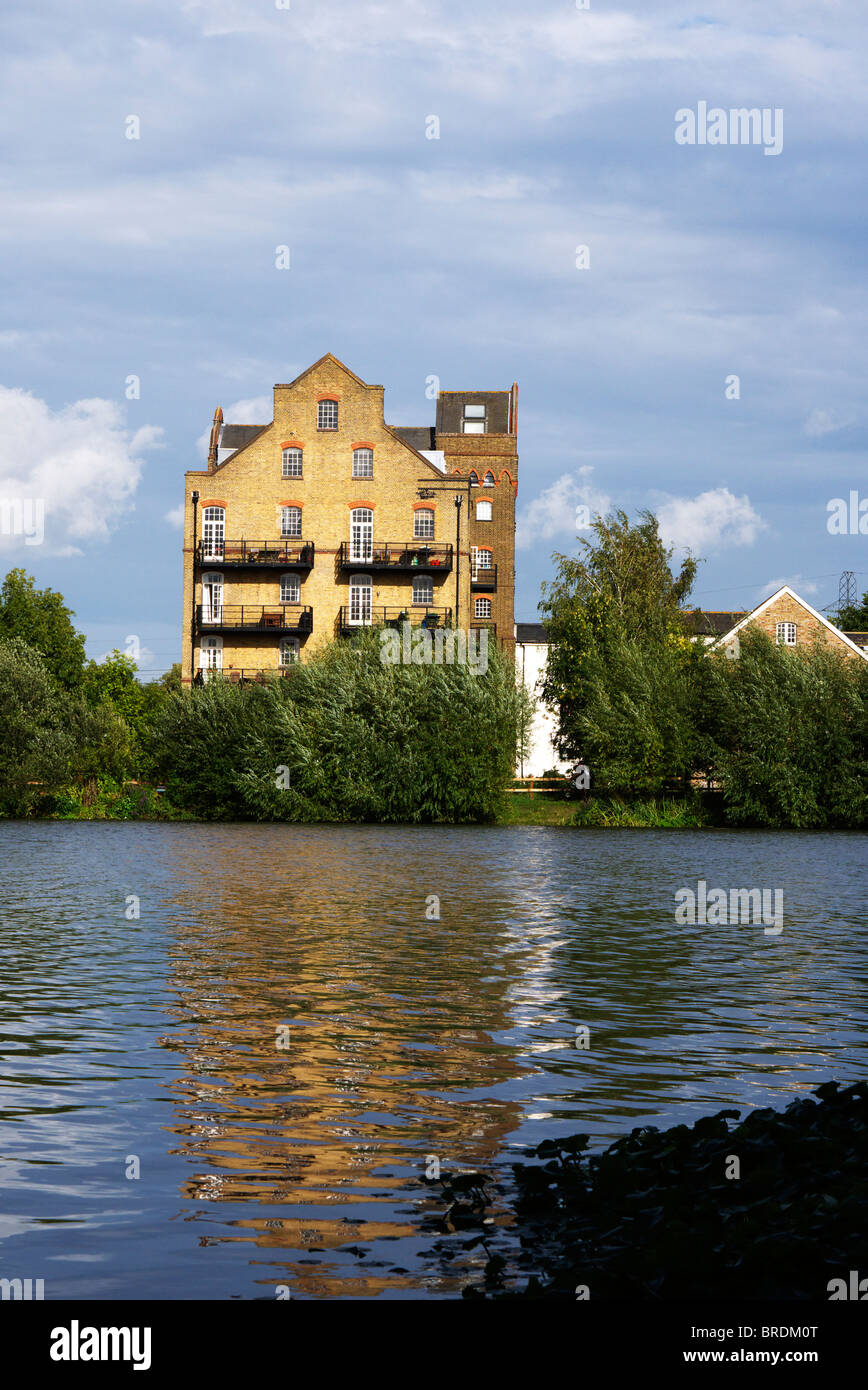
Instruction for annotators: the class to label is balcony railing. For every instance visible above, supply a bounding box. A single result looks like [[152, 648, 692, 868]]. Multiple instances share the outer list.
[[196, 604, 313, 634], [470, 563, 497, 591], [197, 539, 314, 568], [338, 605, 452, 634], [194, 667, 298, 685], [337, 541, 452, 572]]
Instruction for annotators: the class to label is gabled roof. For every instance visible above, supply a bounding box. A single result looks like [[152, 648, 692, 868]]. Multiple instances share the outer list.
[[714, 585, 868, 660], [681, 608, 747, 637], [274, 352, 379, 391]]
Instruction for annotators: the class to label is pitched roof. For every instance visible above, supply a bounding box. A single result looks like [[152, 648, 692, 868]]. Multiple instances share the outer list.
[[714, 586, 868, 660], [515, 622, 548, 643], [681, 609, 747, 636]]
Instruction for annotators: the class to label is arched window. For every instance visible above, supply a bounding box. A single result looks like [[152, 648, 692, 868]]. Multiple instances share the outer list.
[[476, 500, 492, 521], [468, 471, 479, 487], [412, 575, 433, 606], [483, 471, 495, 486], [350, 507, 373, 562], [281, 506, 302, 538], [202, 505, 224, 559], [282, 448, 303, 478], [474, 597, 492, 619], [199, 635, 223, 675], [201, 572, 223, 624], [348, 574, 372, 626], [414, 508, 434, 539], [279, 637, 300, 666], [352, 447, 373, 478], [280, 573, 300, 604], [317, 399, 338, 430]]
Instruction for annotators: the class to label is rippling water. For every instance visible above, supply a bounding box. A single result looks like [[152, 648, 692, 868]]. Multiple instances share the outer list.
[[0, 822, 865, 1298]]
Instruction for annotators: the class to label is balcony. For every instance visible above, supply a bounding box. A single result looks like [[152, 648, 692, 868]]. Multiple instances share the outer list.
[[196, 604, 313, 635], [338, 605, 452, 635], [194, 667, 297, 686], [470, 563, 497, 592], [197, 539, 314, 569], [337, 541, 453, 573]]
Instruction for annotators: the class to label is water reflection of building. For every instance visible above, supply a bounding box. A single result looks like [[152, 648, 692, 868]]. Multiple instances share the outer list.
[[156, 826, 528, 1297]]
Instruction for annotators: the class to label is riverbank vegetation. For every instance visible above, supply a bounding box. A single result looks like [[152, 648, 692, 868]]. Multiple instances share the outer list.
[[426, 1080, 868, 1299]]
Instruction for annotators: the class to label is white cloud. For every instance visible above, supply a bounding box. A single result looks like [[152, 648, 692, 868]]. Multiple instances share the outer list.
[[757, 575, 819, 600], [0, 387, 160, 554], [195, 394, 272, 459], [165, 504, 184, 528], [803, 407, 857, 437], [656, 487, 765, 554], [516, 468, 610, 550]]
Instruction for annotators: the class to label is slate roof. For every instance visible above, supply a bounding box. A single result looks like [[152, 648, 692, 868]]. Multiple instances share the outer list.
[[681, 609, 748, 637], [515, 623, 548, 643]]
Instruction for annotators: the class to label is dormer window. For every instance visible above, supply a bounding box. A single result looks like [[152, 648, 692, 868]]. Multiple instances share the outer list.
[[317, 399, 338, 430], [463, 404, 486, 434]]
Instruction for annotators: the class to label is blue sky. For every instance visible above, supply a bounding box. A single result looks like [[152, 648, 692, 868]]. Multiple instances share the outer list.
[[0, 0, 866, 675]]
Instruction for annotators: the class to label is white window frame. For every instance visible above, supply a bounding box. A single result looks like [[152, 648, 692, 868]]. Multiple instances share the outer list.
[[412, 575, 433, 606], [414, 509, 435, 539], [352, 448, 373, 478], [776, 621, 797, 646], [202, 506, 225, 560], [474, 597, 492, 619], [199, 635, 223, 673], [280, 573, 301, 604], [348, 573, 372, 626], [282, 448, 303, 478], [350, 507, 373, 562], [476, 499, 492, 521], [463, 404, 486, 435], [317, 399, 338, 430], [279, 637, 300, 666], [201, 572, 224, 625], [281, 506, 302, 538]]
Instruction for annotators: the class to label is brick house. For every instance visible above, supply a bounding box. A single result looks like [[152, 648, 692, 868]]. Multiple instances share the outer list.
[[180, 354, 517, 685], [712, 585, 868, 661]]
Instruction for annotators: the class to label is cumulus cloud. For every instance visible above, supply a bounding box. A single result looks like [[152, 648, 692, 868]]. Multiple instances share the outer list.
[[656, 487, 765, 555], [757, 575, 819, 600], [803, 407, 857, 437], [165, 504, 184, 528], [516, 467, 610, 550], [0, 387, 160, 555]]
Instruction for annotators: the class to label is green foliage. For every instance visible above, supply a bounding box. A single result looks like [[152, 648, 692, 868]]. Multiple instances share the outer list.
[[832, 589, 868, 632], [700, 628, 868, 828], [0, 568, 87, 689], [570, 795, 707, 827], [151, 633, 524, 822], [0, 636, 75, 805]]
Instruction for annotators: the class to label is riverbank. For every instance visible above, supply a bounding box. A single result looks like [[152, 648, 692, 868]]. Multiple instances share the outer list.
[[431, 1081, 868, 1299]]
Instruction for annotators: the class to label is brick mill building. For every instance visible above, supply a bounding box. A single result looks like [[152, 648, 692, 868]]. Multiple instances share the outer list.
[[180, 354, 517, 684]]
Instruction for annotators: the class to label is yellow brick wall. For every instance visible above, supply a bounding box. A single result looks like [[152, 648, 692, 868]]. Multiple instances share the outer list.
[[181, 357, 516, 682], [742, 592, 863, 660]]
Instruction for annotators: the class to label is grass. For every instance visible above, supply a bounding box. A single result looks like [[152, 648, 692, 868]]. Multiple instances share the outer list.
[[496, 792, 709, 828]]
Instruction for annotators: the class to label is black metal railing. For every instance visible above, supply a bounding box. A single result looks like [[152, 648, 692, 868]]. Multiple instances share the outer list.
[[337, 541, 452, 572], [338, 605, 452, 634], [194, 667, 298, 685], [196, 604, 313, 634], [197, 539, 314, 568], [470, 563, 497, 590]]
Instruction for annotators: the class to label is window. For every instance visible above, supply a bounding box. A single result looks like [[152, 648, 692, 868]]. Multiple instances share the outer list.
[[201, 572, 223, 624], [776, 621, 797, 646], [199, 635, 222, 671], [476, 499, 492, 521], [282, 448, 303, 478], [475, 547, 493, 569], [412, 575, 433, 606], [348, 574, 372, 625], [474, 598, 492, 618], [353, 448, 373, 478], [468, 471, 479, 487], [350, 507, 373, 562], [317, 399, 338, 430], [281, 506, 302, 538], [279, 638, 300, 667], [414, 509, 434, 539], [280, 573, 301, 604], [202, 506, 224, 559], [483, 471, 495, 486], [463, 403, 486, 434]]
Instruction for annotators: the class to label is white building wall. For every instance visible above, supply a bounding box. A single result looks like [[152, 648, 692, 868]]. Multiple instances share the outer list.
[[514, 637, 571, 778]]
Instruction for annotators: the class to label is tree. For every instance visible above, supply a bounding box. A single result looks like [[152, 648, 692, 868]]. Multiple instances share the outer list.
[[0, 569, 87, 689], [832, 591, 868, 633], [539, 509, 699, 785], [0, 636, 75, 801]]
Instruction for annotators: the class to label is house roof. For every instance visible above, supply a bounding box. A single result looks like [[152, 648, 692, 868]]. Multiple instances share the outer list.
[[714, 585, 868, 661], [681, 608, 747, 636], [515, 622, 548, 643]]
